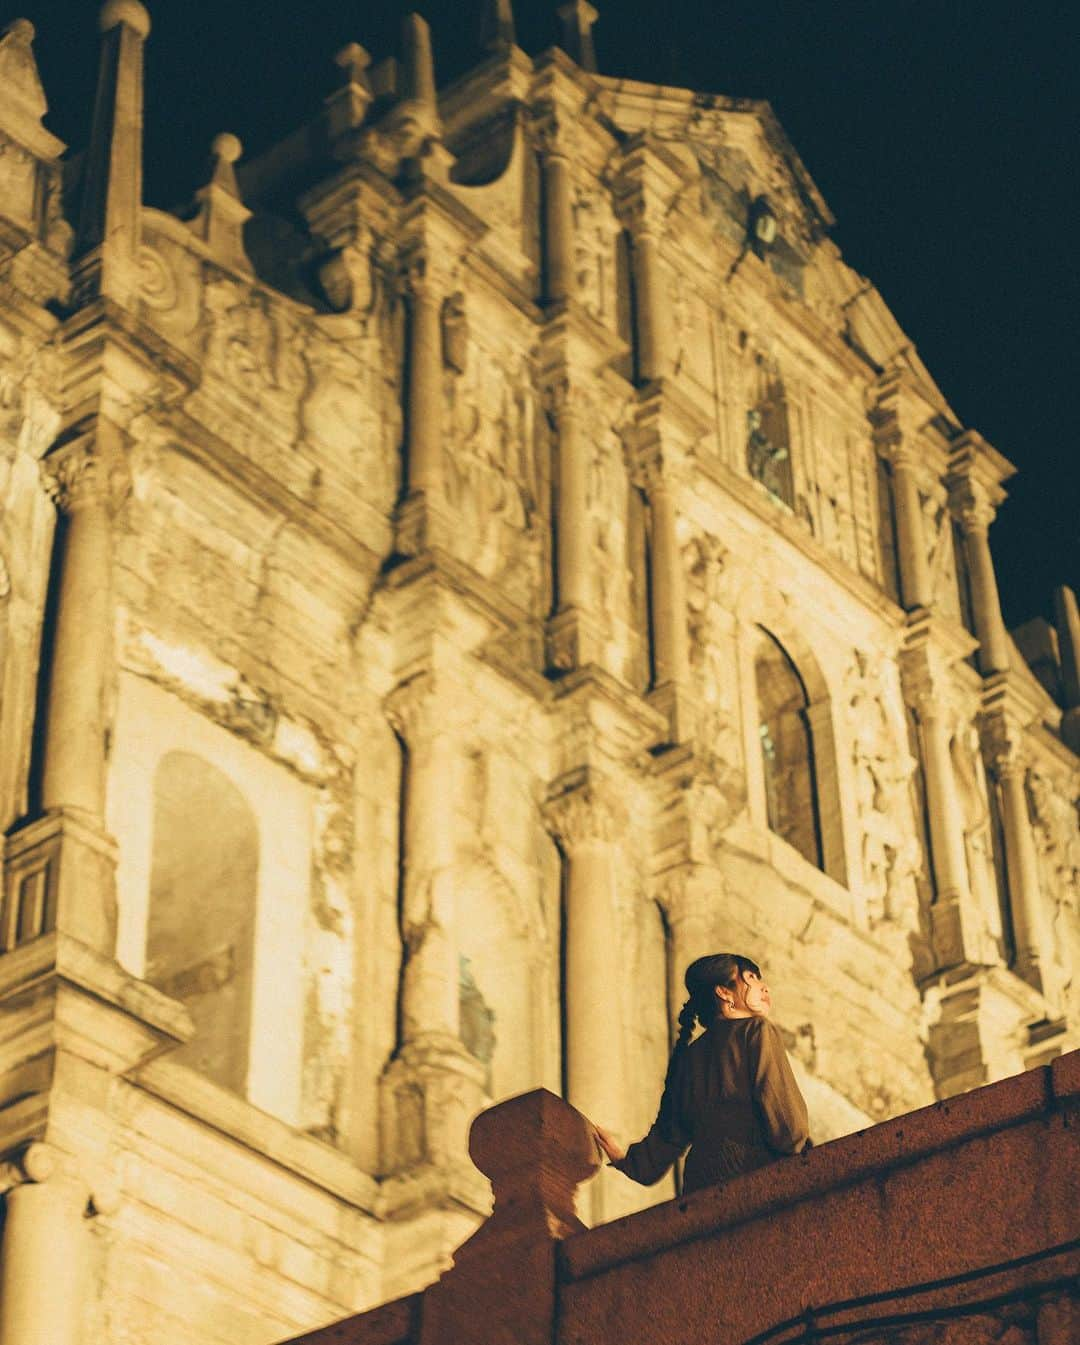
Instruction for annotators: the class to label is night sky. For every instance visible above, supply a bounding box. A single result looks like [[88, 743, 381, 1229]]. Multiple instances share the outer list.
[[17, 0, 1078, 631]]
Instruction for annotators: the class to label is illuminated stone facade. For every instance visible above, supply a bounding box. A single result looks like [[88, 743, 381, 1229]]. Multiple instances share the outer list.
[[0, 4, 1077, 1343]]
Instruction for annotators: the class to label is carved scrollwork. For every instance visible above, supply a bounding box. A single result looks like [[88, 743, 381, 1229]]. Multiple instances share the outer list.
[[136, 244, 178, 312]]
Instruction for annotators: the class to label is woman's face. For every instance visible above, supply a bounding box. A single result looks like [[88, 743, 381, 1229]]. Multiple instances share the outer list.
[[721, 968, 772, 1018]]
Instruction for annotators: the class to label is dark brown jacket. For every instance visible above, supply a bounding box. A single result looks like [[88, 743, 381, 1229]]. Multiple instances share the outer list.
[[613, 1016, 811, 1193]]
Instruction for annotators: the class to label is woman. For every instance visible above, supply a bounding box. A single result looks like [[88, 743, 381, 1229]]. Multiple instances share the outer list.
[[594, 953, 811, 1193]]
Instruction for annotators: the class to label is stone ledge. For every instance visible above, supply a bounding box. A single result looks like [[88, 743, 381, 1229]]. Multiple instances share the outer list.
[[561, 1054, 1067, 1280], [132, 1057, 381, 1216]]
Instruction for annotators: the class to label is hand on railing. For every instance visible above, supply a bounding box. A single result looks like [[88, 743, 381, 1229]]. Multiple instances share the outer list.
[[592, 1123, 626, 1164]]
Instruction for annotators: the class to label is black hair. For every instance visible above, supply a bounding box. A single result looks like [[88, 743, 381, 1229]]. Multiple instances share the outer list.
[[658, 952, 761, 1142]]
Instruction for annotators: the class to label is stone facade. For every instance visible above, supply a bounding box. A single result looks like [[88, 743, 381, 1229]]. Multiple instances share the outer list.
[[0, 4, 1077, 1344]]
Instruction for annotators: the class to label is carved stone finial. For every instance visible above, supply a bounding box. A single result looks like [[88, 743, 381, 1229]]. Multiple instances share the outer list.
[[190, 133, 253, 275], [326, 42, 373, 138], [1053, 585, 1080, 712], [401, 12, 438, 112], [98, 0, 151, 37], [74, 0, 150, 303], [0, 18, 65, 163], [556, 0, 599, 72], [479, 0, 517, 53]]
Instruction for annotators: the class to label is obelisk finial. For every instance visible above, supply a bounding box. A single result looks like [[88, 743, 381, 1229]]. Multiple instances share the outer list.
[[401, 12, 438, 111], [479, 0, 517, 54], [75, 0, 151, 302], [191, 133, 252, 275], [556, 0, 599, 72]]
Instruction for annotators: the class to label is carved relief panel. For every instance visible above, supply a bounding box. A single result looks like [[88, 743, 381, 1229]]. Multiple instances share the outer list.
[[441, 290, 543, 611], [843, 651, 921, 928]]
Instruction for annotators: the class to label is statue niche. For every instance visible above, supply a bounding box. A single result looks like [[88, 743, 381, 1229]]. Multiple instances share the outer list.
[[746, 362, 794, 507]]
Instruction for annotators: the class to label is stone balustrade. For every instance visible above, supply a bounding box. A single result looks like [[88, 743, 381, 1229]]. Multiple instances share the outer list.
[[281, 1052, 1079, 1345]]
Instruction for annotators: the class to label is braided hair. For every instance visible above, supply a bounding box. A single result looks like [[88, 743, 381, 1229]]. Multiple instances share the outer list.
[[658, 952, 761, 1142]]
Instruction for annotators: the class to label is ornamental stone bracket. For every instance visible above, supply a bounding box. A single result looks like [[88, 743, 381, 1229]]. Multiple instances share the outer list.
[[378, 1033, 491, 1184]]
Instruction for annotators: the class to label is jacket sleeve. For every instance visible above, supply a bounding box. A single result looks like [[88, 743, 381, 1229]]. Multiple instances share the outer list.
[[747, 1018, 811, 1155], [611, 1071, 689, 1187]]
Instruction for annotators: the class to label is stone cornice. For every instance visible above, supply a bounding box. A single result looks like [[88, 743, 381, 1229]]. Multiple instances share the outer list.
[[946, 428, 1017, 506], [133, 1055, 382, 1217]]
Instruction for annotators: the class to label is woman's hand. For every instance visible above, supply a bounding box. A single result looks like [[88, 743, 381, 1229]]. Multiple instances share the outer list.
[[592, 1124, 626, 1163]]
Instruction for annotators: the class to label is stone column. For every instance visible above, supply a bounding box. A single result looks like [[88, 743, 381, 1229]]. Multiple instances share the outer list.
[[538, 121, 574, 305], [622, 202, 670, 383], [548, 376, 591, 613], [635, 447, 688, 688], [658, 869, 714, 1029], [39, 433, 120, 819], [1, 429, 126, 958], [386, 675, 459, 1045], [0, 1144, 90, 1345], [544, 781, 626, 1131], [889, 445, 932, 611], [381, 676, 486, 1176], [904, 670, 983, 972], [987, 732, 1048, 994], [403, 252, 445, 502], [954, 485, 1011, 675]]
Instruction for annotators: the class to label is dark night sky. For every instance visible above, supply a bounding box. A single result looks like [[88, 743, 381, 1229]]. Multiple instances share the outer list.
[[16, 0, 1078, 629]]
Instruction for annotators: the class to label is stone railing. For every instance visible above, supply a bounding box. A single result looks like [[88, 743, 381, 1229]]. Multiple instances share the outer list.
[[281, 1053, 1079, 1345]]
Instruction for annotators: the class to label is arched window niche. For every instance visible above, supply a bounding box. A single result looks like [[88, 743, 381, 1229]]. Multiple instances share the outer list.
[[746, 366, 795, 508], [145, 750, 258, 1096], [752, 626, 845, 883]]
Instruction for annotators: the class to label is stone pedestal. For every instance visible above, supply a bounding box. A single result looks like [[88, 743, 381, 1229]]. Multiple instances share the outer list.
[[2, 809, 117, 956], [379, 1035, 489, 1175]]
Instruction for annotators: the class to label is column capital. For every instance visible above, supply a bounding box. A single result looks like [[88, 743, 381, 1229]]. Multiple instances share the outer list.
[[40, 426, 131, 515], [628, 441, 677, 495], [868, 367, 939, 458], [384, 672, 443, 743], [542, 772, 627, 851], [528, 101, 577, 160], [0, 1142, 59, 1193], [539, 367, 593, 420], [610, 137, 690, 237], [949, 478, 997, 534], [399, 244, 458, 302], [980, 713, 1029, 781]]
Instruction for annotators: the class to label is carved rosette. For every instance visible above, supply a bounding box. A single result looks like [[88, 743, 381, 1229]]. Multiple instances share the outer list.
[[40, 431, 131, 515]]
